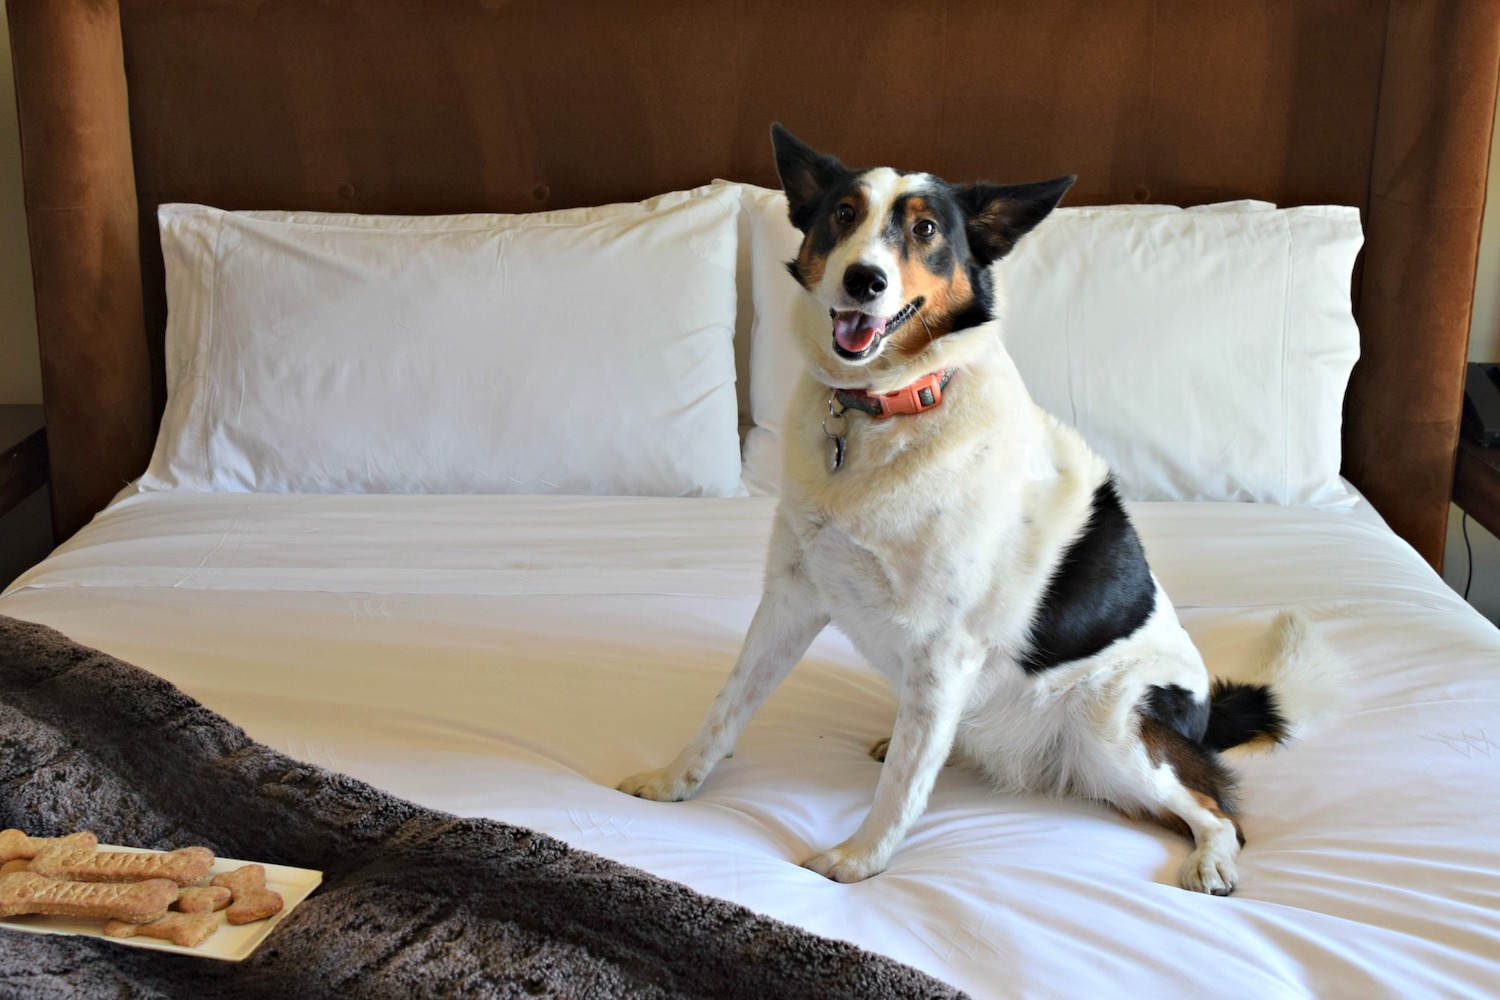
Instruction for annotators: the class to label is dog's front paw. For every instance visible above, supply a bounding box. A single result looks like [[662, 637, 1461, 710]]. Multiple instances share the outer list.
[[617, 767, 699, 802], [802, 843, 887, 883], [1179, 846, 1239, 896]]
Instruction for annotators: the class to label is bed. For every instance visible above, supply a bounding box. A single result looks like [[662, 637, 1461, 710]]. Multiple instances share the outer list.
[[4, 1, 1500, 997]]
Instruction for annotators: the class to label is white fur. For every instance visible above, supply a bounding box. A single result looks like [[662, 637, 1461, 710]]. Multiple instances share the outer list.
[[1217, 611, 1350, 756], [620, 171, 1335, 893]]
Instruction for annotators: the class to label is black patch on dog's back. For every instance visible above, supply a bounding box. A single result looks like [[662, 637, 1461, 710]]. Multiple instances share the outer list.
[[1019, 479, 1157, 673]]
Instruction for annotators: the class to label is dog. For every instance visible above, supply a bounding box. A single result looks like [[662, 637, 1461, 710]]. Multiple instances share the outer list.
[[620, 125, 1341, 895]]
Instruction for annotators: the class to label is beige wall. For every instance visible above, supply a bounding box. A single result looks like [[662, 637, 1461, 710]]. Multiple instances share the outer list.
[[1472, 86, 1500, 365], [0, 0, 39, 404]]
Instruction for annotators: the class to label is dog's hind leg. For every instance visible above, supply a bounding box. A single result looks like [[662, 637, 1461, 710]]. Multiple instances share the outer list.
[[805, 645, 984, 882], [1129, 716, 1245, 895], [619, 519, 828, 803]]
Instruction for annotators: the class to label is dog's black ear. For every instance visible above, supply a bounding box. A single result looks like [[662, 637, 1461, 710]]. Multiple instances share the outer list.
[[957, 175, 1076, 266], [771, 123, 849, 233]]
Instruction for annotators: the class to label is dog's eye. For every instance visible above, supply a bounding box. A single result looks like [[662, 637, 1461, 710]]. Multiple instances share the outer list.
[[913, 219, 937, 240], [836, 204, 856, 225]]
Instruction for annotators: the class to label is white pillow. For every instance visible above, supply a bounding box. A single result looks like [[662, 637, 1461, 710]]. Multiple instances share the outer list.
[[1002, 204, 1361, 505], [144, 188, 745, 497], [723, 182, 828, 496], [732, 184, 1362, 506]]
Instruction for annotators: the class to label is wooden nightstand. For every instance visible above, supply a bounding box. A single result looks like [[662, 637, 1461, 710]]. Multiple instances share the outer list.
[[1454, 435, 1500, 539], [0, 404, 48, 522]]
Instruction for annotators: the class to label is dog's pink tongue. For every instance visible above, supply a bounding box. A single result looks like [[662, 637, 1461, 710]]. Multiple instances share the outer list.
[[833, 312, 886, 353]]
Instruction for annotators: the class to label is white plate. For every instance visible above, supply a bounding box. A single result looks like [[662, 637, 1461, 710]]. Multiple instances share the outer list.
[[0, 845, 323, 962]]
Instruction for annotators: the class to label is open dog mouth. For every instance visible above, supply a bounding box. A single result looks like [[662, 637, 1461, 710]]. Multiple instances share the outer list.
[[830, 299, 924, 361]]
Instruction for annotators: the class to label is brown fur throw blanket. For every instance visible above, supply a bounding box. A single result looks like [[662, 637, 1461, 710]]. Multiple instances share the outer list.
[[0, 615, 966, 999]]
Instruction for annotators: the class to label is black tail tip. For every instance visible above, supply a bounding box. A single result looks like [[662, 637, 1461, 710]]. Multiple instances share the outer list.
[[1204, 680, 1290, 752]]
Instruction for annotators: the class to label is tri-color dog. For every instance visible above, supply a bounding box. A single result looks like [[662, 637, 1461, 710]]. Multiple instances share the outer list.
[[620, 125, 1341, 894]]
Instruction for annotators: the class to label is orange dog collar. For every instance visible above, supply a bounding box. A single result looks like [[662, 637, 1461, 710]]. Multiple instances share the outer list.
[[834, 368, 957, 419]]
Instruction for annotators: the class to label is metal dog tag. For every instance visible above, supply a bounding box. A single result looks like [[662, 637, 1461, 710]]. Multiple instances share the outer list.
[[823, 398, 849, 474]]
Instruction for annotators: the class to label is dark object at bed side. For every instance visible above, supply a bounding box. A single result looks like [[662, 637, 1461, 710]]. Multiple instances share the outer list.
[[8, 0, 1499, 569]]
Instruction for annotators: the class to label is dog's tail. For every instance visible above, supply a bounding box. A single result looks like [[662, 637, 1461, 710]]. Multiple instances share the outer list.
[[1203, 612, 1347, 753]]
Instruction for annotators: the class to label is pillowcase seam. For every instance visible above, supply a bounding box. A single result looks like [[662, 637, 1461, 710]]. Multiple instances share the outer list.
[[200, 209, 228, 489]]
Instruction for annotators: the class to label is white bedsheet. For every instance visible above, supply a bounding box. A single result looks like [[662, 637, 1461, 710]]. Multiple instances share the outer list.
[[4, 491, 1499, 999]]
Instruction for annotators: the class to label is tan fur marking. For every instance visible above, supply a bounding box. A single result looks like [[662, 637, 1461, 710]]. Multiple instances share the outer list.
[[797, 240, 827, 290], [1231, 732, 1283, 754], [886, 197, 975, 359], [1190, 789, 1229, 821], [1137, 714, 1244, 846], [798, 186, 869, 291], [1138, 716, 1171, 767], [1148, 809, 1193, 839], [1116, 803, 1194, 841], [1192, 790, 1246, 846]]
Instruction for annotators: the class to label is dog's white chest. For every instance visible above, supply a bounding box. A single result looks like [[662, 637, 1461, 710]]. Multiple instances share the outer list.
[[791, 495, 1001, 664]]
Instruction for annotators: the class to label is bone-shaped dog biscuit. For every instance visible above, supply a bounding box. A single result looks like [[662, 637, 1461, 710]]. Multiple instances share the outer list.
[[174, 885, 231, 913], [211, 864, 283, 924], [0, 829, 97, 864], [0, 871, 178, 923], [30, 844, 214, 885], [0, 860, 29, 876], [104, 911, 219, 948]]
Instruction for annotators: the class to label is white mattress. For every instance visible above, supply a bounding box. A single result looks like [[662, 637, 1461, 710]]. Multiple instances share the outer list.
[[4, 490, 1500, 999]]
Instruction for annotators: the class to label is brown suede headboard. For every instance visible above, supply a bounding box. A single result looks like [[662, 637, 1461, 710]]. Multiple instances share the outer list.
[[9, 0, 1500, 568]]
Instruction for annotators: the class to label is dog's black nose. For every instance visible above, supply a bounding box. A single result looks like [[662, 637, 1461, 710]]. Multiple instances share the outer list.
[[842, 264, 887, 303]]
